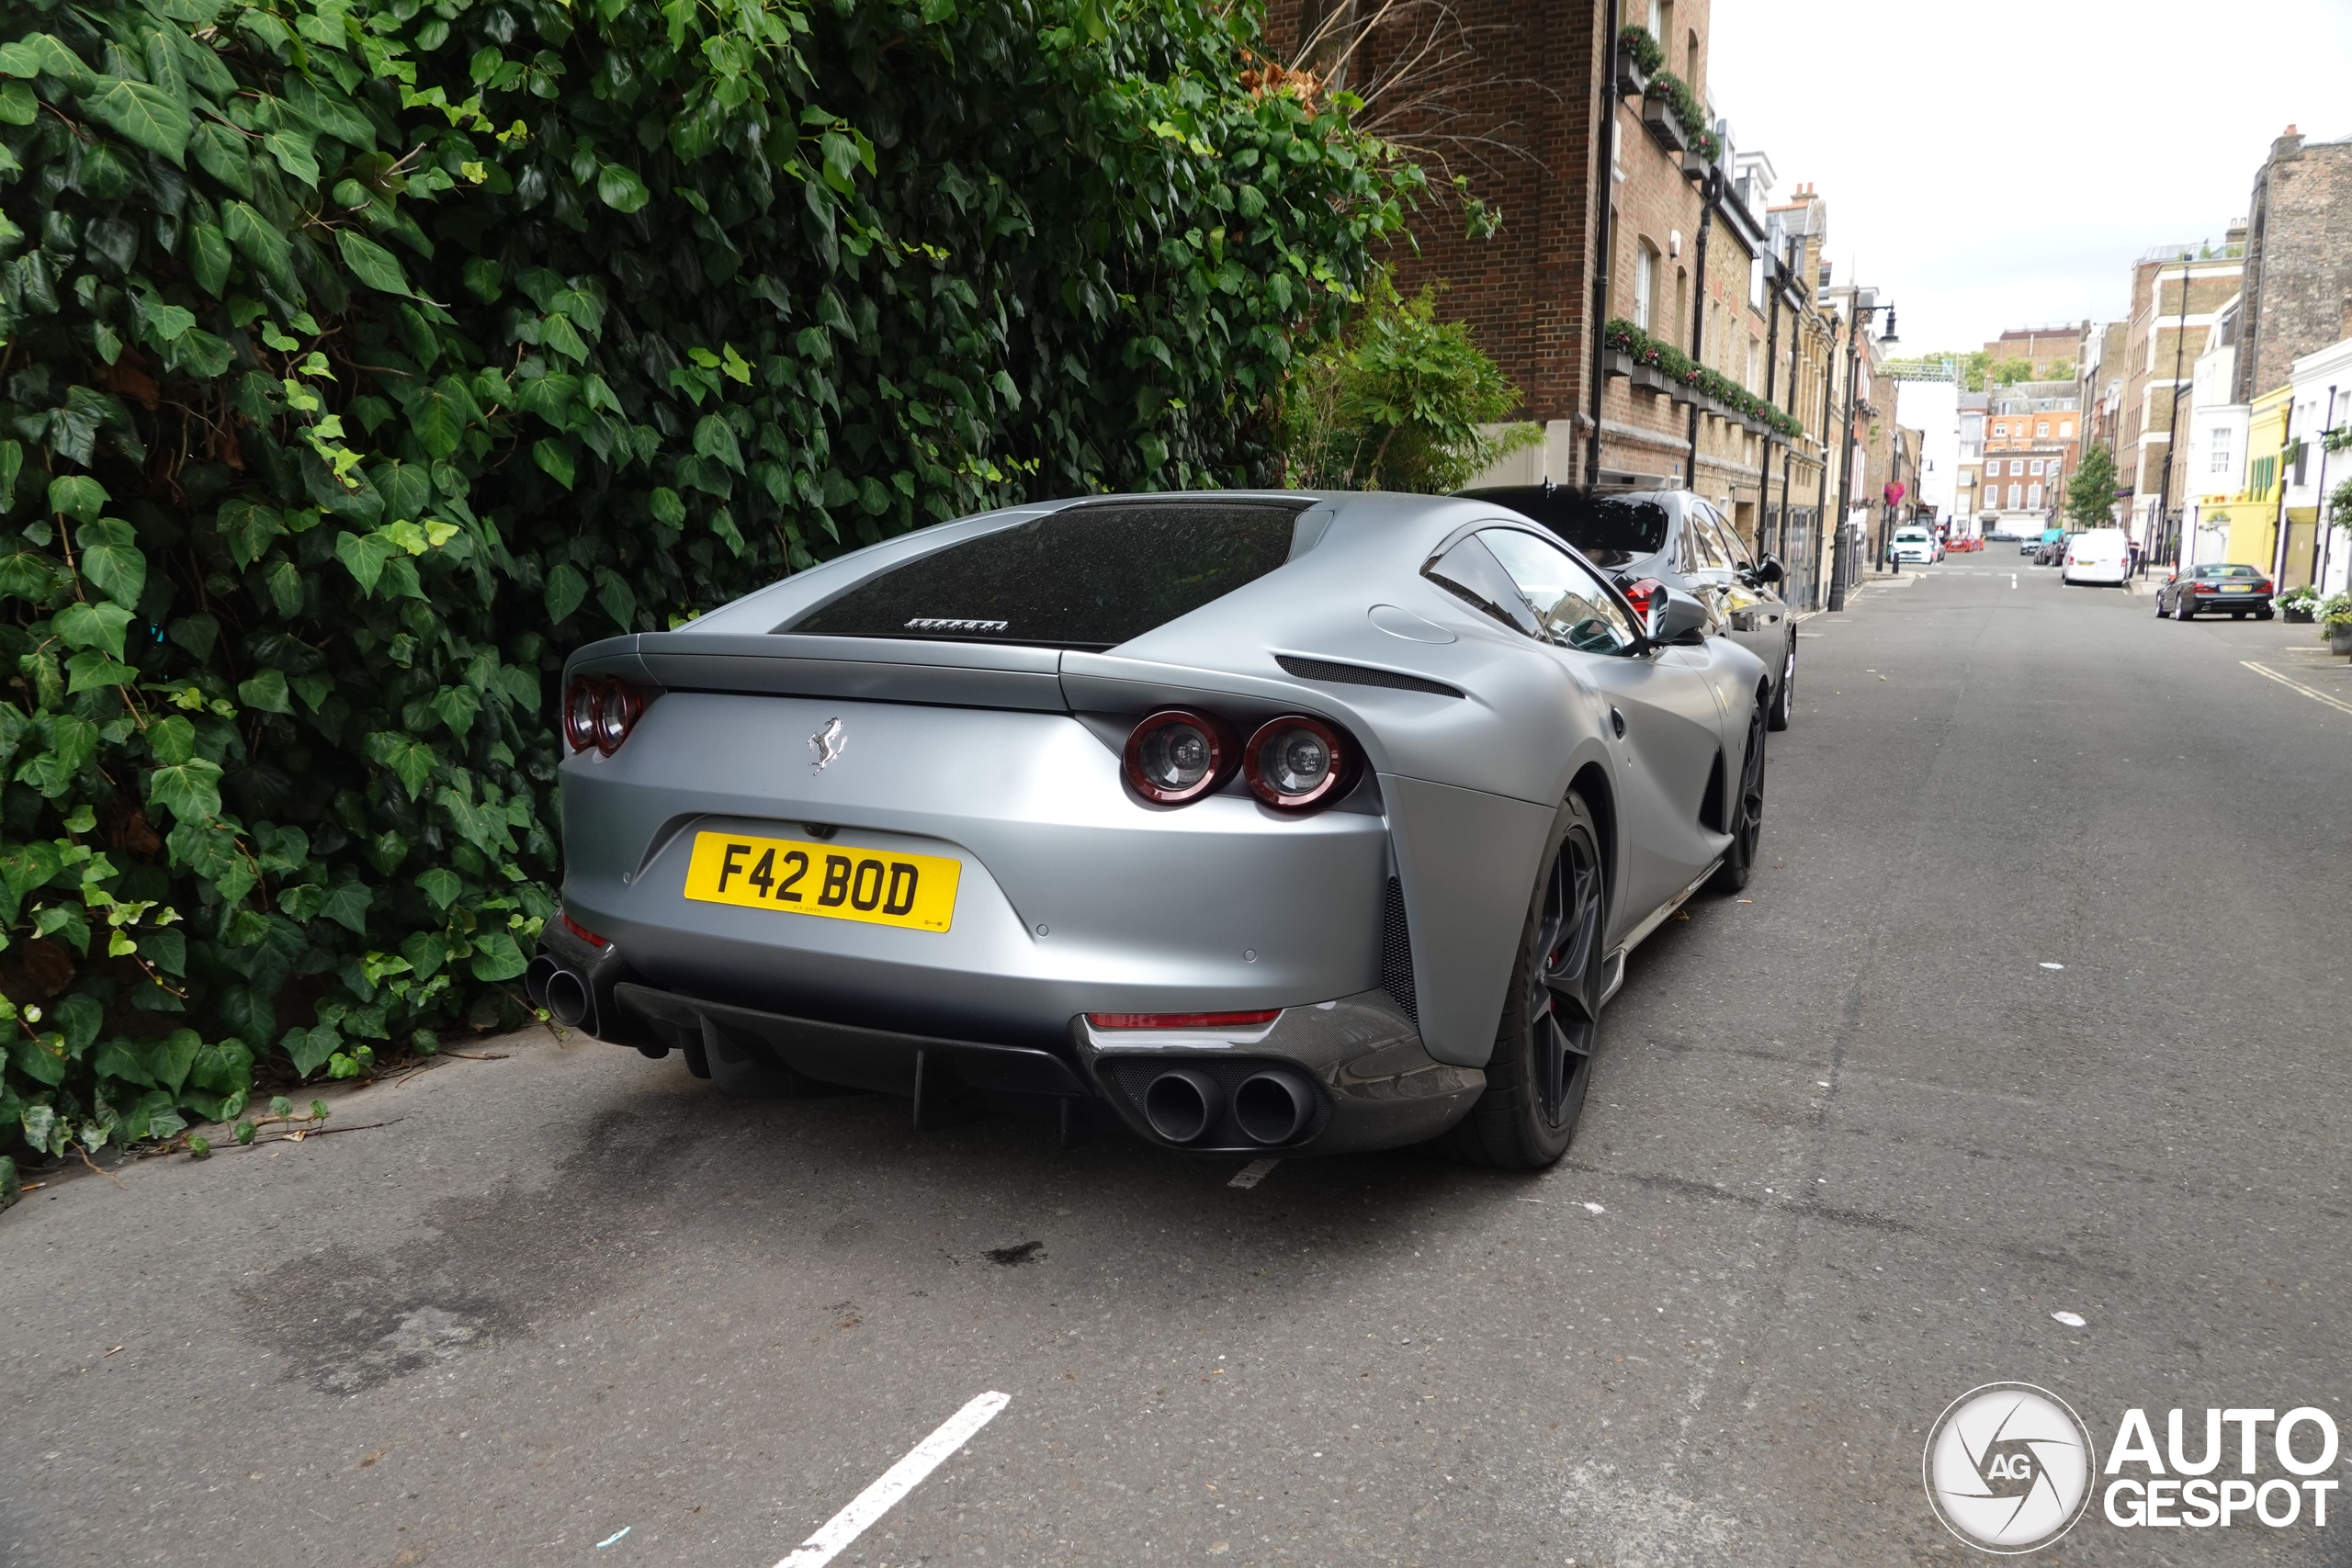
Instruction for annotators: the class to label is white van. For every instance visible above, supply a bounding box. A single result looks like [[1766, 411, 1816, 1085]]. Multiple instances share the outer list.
[[1892, 527, 1938, 565], [2062, 527, 2132, 586]]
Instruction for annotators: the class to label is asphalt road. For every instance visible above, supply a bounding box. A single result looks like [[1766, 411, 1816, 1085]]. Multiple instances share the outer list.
[[6, 558, 2350, 1567]]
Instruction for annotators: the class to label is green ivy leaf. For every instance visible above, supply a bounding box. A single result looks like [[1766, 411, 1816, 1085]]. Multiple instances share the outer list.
[[48, 476, 107, 522], [64, 649, 138, 692], [51, 600, 134, 660], [414, 867, 462, 910], [221, 200, 295, 293], [80, 76, 190, 166], [364, 731, 438, 798], [543, 561, 587, 623], [469, 928, 527, 982], [236, 667, 292, 714], [532, 438, 575, 490], [217, 499, 285, 568], [75, 517, 146, 609], [146, 757, 225, 824], [595, 162, 650, 214], [336, 229, 414, 298], [147, 713, 197, 765], [279, 1023, 339, 1077]]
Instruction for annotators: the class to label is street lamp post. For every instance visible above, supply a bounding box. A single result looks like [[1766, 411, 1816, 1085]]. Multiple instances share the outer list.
[[1830, 295, 1898, 601], [2151, 254, 2193, 574]]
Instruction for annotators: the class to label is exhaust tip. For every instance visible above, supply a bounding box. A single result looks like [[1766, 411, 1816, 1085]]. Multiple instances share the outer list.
[[543, 966, 594, 1031], [1143, 1069, 1224, 1145], [1234, 1071, 1315, 1145], [524, 953, 559, 1010]]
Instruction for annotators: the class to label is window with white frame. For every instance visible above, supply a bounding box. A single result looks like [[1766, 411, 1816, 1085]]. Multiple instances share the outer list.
[[2007, 483, 2022, 508], [2030, 459, 2045, 476], [2028, 483, 2043, 509], [2037, 422, 2050, 437], [2211, 428, 2233, 473], [2060, 421, 2074, 437], [1634, 243, 1657, 331]]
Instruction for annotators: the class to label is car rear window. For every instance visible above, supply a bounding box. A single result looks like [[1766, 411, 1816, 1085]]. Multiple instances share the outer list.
[[1458, 487, 1670, 569], [785, 500, 1306, 649], [2199, 564, 2260, 577]]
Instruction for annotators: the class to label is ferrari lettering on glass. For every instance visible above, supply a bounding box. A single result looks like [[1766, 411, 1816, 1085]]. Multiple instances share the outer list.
[[682, 831, 960, 932]]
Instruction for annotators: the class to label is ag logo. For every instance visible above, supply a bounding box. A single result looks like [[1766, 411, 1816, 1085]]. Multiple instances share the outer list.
[[1924, 1382, 2093, 1552]]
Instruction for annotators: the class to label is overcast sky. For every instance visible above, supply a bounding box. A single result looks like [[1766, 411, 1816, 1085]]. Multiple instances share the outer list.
[[1707, 0, 2352, 355]]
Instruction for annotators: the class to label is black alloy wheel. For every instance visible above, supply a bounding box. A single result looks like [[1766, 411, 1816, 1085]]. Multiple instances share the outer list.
[[1448, 791, 1608, 1169], [1705, 705, 1767, 895], [2176, 594, 2196, 621], [2154, 589, 2168, 617]]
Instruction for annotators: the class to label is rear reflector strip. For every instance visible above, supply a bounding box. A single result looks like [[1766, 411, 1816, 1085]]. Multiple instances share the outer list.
[[560, 911, 608, 948], [1085, 1010, 1281, 1031]]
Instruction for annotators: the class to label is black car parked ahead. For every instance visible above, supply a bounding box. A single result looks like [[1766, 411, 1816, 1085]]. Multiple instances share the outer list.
[[1461, 485, 1798, 729], [2154, 562, 2278, 621]]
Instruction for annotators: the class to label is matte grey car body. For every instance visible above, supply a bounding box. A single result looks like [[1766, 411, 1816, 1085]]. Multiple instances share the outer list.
[[539, 491, 1768, 1161], [1457, 485, 1798, 731]]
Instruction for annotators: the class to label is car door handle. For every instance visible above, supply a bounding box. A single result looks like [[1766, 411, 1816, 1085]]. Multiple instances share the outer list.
[[1611, 706, 1627, 739]]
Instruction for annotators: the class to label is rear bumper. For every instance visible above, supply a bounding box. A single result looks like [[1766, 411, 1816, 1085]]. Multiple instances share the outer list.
[[569, 952, 1483, 1156], [2191, 593, 2271, 610]]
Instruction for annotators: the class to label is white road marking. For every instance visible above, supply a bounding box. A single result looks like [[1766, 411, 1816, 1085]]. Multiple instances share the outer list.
[[772, 1392, 1011, 1568], [2243, 660, 2352, 717], [2039, 962, 2064, 970], [2051, 1311, 2087, 1328], [2010, 574, 2018, 589], [1228, 1158, 1279, 1190]]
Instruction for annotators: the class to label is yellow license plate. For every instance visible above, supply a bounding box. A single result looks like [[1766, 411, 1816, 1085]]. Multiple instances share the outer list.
[[2222, 585, 2251, 592], [682, 830, 961, 932]]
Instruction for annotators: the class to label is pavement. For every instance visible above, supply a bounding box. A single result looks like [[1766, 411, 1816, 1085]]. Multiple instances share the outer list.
[[5, 558, 2350, 1567]]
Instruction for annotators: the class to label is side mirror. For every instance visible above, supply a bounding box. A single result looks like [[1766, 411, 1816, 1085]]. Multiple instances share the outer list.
[[1654, 587, 1713, 646], [1751, 554, 1786, 585]]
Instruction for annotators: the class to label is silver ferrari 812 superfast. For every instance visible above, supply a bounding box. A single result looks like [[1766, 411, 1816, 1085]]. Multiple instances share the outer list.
[[531, 491, 1768, 1169]]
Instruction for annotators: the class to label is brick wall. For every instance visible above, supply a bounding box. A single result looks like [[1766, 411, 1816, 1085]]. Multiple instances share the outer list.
[[2236, 132, 2352, 403]]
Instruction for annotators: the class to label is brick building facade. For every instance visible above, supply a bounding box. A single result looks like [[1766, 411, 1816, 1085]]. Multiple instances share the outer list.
[[2233, 127, 2352, 406], [1982, 324, 2086, 382], [2117, 245, 2244, 542], [1262, 0, 1849, 600]]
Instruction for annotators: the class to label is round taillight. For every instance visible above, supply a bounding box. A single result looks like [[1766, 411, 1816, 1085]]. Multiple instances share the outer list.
[[1123, 710, 1232, 805], [594, 682, 642, 755], [564, 678, 601, 752], [1244, 716, 1348, 810]]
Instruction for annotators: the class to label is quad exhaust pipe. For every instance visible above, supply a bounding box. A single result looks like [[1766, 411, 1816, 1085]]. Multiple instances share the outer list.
[[1141, 1067, 1316, 1146], [526, 954, 596, 1032], [1144, 1068, 1223, 1144], [1234, 1071, 1315, 1145]]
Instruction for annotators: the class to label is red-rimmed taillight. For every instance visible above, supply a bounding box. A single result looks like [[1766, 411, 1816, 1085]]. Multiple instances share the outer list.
[[1085, 1010, 1281, 1030], [564, 676, 646, 755], [1123, 709, 1236, 805], [1244, 715, 1349, 811]]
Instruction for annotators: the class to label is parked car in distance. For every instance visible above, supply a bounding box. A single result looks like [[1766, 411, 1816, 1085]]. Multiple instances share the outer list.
[[1454, 484, 1799, 731], [2155, 562, 2278, 620], [2018, 534, 2041, 555], [539, 491, 1772, 1172], [2033, 530, 2069, 566], [1986, 527, 2018, 542], [1892, 526, 1939, 565], [2063, 527, 2132, 586]]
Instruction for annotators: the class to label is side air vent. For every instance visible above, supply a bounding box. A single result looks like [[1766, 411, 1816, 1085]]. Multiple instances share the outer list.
[[1380, 876, 1419, 1026], [1276, 655, 1464, 698], [1698, 750, 1727, 833]]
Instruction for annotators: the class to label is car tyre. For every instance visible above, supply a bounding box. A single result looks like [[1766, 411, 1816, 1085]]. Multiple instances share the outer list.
[[2257, 608, 2277, 621], [1768, 643, 1794, 731], [2176, 596, 2195, 621], [1444, 789, 1608, 1171], [1705, 704, 1767, 896]]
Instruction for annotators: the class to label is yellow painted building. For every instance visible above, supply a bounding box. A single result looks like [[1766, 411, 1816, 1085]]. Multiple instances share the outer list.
[[2225, 386, 2292, 573]]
